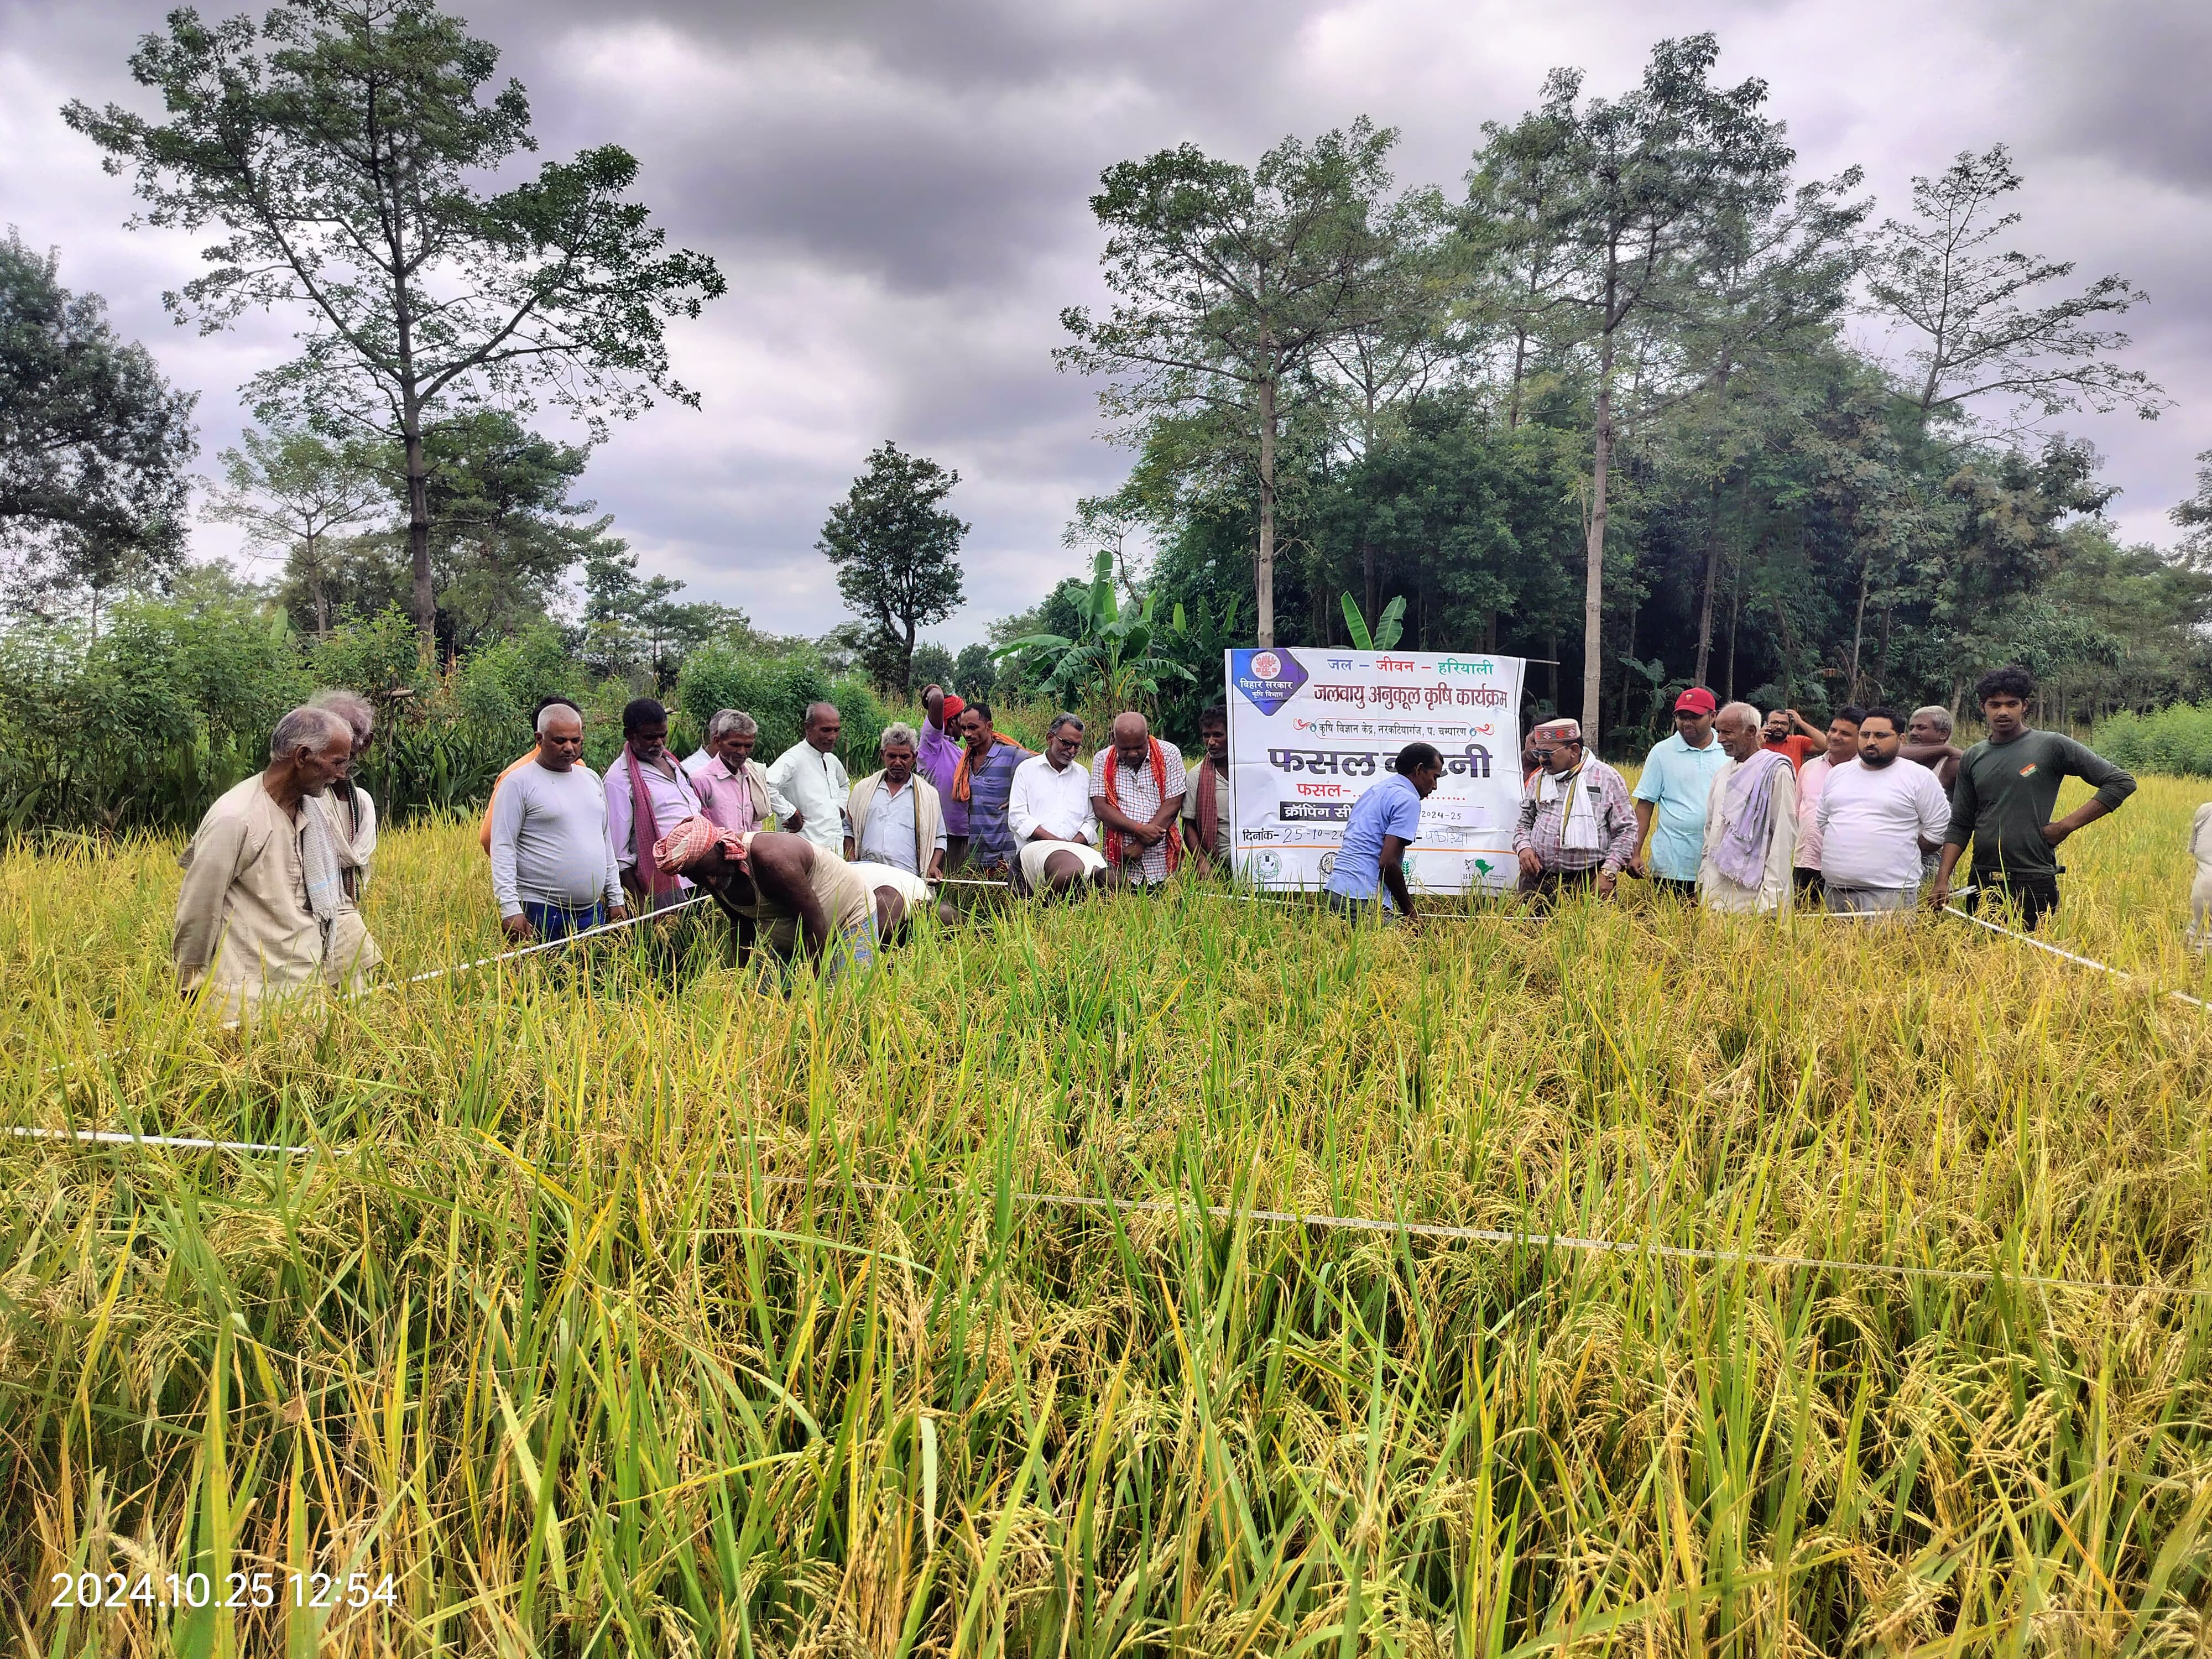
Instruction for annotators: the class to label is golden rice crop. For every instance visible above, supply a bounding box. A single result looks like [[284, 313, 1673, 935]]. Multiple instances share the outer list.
[[6, 774, 2212, 1656]]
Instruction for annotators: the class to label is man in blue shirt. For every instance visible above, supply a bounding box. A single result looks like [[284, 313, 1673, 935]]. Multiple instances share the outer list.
[[1323, 742, 1445, 920], [1632, 687, 1730, 898]]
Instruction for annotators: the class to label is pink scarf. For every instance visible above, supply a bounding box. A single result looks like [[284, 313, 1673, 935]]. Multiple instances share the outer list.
[[625, 745, 681, 900]]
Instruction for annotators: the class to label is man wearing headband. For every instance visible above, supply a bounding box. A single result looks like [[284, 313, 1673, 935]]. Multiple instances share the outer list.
[[661, 822, 879, 980], [1512, 717, 1637, 908]]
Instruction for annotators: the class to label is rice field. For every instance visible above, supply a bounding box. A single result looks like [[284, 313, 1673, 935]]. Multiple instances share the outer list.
[[7, 773, 2212, 1656]]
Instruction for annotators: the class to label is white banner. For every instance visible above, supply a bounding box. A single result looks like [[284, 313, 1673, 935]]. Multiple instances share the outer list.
[[1225, 646, 1526, 895]]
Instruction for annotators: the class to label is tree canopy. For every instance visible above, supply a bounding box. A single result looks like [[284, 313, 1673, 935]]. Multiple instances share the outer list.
[[0, 228, 198, 615], [65, 0, 724, 656]]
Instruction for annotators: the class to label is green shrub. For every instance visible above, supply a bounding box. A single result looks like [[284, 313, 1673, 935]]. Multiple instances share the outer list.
[[2093, 703, 2212, 778], [674, 645, 890, 776]]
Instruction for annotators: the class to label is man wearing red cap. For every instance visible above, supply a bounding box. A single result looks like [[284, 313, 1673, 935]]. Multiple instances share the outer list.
[[916, 682, 969, 869], [1631, 687, 1730, 898], [1513, 717, 1637, 907]]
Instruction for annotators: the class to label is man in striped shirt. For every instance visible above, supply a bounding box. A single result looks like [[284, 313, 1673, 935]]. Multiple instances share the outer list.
[[1512, 717, 1638, 907]]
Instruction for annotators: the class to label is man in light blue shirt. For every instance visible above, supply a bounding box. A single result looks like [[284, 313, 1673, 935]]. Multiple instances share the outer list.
[[1323, 742, 1445, 919], [1632, 687, 1730, 896]]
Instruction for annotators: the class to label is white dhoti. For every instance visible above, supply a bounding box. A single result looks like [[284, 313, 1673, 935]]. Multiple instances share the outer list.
[[855, 862, 933, 911], [1018, 839, 1107, 888]]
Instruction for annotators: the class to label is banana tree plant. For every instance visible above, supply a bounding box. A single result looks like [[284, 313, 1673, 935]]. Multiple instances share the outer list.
[[1339, 592, 1407, 651], [992, 550, 1196, 709]]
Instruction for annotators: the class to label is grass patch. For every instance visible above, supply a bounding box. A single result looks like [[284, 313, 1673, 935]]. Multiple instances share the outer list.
[[6, 775, 2212, 1653]]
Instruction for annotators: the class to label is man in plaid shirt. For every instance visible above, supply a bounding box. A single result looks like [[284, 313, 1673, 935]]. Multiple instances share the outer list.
[[1513, 717, 1639, 906]]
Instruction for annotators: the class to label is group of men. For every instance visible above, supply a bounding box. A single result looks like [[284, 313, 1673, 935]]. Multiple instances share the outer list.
[[470, 684, 1238, 978], [1503, 665, 2137, 931], [166, 659, 2153, 1015]]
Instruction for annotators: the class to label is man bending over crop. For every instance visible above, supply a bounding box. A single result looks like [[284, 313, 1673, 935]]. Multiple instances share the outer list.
[[1324, 742, 1444, 922], [660, 821, 879, 980]]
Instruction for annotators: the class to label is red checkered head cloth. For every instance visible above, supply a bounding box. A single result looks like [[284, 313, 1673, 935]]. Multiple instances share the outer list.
[[653, 816, 752, 872]]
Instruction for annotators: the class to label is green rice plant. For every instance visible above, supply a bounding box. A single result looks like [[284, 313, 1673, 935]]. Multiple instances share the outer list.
[[4, 778, 2212, 1653]]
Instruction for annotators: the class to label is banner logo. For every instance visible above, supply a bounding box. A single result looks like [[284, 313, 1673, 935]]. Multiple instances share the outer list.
[[1231, 648, 1308, 716]]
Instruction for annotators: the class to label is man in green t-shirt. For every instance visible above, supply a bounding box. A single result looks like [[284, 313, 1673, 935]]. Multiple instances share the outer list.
[[1930, 663, 2136, 931]]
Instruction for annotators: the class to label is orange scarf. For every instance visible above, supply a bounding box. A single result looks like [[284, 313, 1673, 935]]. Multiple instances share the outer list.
[[1101, 737, 1183, 874], [952, 731, 997, 804]]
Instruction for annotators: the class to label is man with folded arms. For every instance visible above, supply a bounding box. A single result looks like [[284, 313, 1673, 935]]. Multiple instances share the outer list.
[[1091, 711, 1187, 889], [1512, 717, 1636, 907], [490, 703, 629, 941], [1009, 713, 1108, 896], [1699, 701, 1797, 914], [1816, 708, 1948, 916], [766, 702, 851, 856]]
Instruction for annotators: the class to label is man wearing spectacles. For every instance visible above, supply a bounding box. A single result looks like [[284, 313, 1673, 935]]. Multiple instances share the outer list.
[[1514, 717, 1637, 909], [1631, 687, 1730, 899]]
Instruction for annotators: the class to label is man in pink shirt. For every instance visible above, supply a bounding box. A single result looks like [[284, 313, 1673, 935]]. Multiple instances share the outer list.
[[693, 709, 773, 834], [1791, 706, 1864, 905]]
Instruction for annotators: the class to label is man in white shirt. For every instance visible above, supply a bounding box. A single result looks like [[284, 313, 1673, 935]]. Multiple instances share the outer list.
[[846, 721, 946, 931], [766, 701, 851, 855], [1008, 713, 1108, 895], [1816, 708, 1950, 915]]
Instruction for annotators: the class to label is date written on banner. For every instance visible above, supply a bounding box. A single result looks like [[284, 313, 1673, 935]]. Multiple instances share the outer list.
[[52, 1571, 398, 1611]]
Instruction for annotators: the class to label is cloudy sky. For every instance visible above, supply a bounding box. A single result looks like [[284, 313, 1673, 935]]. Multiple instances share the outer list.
[[4, 0, 2208, 645]]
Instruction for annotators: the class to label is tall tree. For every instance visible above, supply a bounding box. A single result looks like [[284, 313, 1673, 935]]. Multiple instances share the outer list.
[[1060, 118, 1416, 645], [65, 0, 723, 656], [1478, 38, 1796, 734], [206, 422, 382, 636], [1868, 144, 2163, 433], [416, 410, 615, 650], [817, 441, 969, 695], [0, 228, 197, 614]]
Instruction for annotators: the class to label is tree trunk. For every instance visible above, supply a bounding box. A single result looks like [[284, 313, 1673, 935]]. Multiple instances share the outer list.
[[1848, 557, 1870, 700], [1360, 539, 1376, 624], [1507, 325, 1530, 431], [1694, 480, 1723, 689], [901, 615, 917, 696], [404, 409, 435, 659], [1255, 373, 1278, 648], [1579, 322, 1616, 738], [1725, 566, 1743, 703]]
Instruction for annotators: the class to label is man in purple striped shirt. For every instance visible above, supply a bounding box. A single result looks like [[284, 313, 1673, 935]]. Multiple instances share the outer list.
[[1512, 717, 1638, 907], [917, 684, 969, 869]]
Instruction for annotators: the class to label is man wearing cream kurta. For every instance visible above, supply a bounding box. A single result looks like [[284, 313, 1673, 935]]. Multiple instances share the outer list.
[[173, 707, 358, 1020], [1698, 701, 1798, 915]]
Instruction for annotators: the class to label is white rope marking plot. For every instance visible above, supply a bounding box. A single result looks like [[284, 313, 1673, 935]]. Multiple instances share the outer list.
[[19, 1129, 2208, 1302], [10, 1124, 317, 1156], [1944, 904, 2209, 1012], [748, 1172, 2211, 1302], [398, 892, 712, 985]]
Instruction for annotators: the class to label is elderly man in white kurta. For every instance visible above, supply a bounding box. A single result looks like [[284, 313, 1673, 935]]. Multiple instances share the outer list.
[[173, 706, 361, 1019], [1699, 701, 1798, 915]]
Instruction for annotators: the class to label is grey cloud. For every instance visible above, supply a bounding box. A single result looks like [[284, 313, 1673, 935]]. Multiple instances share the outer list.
[[6, 0, 2208, 633]]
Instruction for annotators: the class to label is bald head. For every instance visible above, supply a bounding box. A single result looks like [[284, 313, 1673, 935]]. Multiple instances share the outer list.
[[803, 701, 842, 752], [1111, 710, 1150, 750]]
